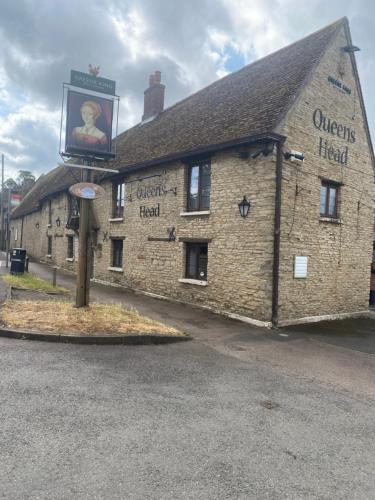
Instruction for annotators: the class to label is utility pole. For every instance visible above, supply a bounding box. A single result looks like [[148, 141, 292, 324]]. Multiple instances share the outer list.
[[5, 189, 11, 268], [1, 154, 4, 251]]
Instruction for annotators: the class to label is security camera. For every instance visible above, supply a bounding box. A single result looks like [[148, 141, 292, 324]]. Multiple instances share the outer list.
[[284, 150, 305, 161]]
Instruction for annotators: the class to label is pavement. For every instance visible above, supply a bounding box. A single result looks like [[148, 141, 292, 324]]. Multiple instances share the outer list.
[[0, 255, 374, 498], [12, 257, 375, 399]]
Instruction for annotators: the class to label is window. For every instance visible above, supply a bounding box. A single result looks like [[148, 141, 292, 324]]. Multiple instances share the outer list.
[[113, 182, 125, 218], [320, 181, 339, 218], [186, 242, 208, 280], [48, 200, 52, 225], [67, 236, 74, 259], [112, 239, 123, 268], [68, 195, 79, 217], [187, 161, 211, 211], [47, 236, 52, 256]]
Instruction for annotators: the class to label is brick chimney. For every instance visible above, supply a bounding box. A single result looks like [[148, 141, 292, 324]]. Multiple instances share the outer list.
[[142, 71, 165, 121]]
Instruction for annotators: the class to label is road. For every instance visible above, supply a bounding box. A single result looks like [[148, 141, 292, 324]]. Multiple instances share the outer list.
[[0, 257, 374, 498]]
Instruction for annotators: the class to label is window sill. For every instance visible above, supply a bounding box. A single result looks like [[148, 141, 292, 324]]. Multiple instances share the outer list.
[[109, 218, 124, 223], [319, 217, 342, 224], [180, 210, 210, 217], [178, 278, 207, 286], [108, 267, 123, 273], [66, 258, 74, 262]]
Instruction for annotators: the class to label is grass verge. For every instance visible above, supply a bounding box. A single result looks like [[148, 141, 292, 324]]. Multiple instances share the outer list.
[[1, 300, 183, 336], [3, 272, 68, 294]]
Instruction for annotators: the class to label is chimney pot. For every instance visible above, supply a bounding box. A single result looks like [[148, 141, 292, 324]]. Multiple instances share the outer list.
[[142, 70, 165, 121], [154, 71, 161, 84]]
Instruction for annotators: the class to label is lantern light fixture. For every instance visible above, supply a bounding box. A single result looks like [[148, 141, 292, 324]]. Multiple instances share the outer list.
[[238, 196, 251, 218], [56, 217, 61, 227]]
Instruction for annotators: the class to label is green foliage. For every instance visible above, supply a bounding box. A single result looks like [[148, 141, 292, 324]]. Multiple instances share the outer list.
[[3, 272, 69, 294]]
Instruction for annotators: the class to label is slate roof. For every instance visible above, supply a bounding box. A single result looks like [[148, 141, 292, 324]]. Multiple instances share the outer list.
[[12, 18, 345, 219]]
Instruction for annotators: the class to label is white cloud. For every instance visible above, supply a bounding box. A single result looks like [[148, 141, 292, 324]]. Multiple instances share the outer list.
[[0, 0, 373, 180]]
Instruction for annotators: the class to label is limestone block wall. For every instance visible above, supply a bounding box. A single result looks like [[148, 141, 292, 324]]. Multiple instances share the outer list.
[[276, 26, 374, 323], [93, 150, 276, 322], [11, 193, 77, 274]]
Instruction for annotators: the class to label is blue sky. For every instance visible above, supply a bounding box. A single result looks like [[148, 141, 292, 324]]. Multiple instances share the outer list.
[[0, 0, 374, 181]]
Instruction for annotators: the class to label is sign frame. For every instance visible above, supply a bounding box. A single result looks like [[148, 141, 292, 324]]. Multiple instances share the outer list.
[[70, 70, 116, 96], [59, 79, 120, 163]]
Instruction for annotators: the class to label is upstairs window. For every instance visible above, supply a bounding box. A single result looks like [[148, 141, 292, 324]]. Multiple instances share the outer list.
[[113, 182, 125, 218], [186, 242, 208, 281], [187, 161, 211, 211], [68, 195, 79, 217], [320, 181, 339, 218]]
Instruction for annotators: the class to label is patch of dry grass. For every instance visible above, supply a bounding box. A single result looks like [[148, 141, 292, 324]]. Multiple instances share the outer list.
[[3, 273, 68, 294], [1, 300, 183, 337]]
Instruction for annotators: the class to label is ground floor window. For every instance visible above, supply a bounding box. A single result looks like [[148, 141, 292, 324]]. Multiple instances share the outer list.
[[186, 242, 208, 280], [67, 236, 74, 259], [47, 236, 52, 256], [112, 239, 123, 268], [320, 180, 339, 218]]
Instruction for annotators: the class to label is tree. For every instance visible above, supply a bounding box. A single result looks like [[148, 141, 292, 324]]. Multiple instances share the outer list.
[[17, 170, 35, 196]]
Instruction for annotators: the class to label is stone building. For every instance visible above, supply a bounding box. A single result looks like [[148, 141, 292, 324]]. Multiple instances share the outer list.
[[11, 18, 374, 327]]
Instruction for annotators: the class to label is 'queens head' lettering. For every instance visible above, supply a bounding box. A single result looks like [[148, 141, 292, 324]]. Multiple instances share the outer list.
[[313, 108, 355, 143]]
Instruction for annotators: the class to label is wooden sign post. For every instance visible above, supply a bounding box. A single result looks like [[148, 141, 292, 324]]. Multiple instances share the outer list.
[[69, 176, 106, 308]]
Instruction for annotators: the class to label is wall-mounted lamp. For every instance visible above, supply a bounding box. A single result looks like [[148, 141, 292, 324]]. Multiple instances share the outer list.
[[55, 217, 61, 227], [284, 150, 305, 162], [35, 222, 40, 229], [238, 196, 251, 218]]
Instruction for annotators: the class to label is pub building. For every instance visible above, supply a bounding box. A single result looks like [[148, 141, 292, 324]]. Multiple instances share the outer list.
[[10, 18, 375, 327]]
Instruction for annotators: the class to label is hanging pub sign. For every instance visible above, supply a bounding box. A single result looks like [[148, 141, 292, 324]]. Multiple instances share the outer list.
[[59, 66, 119, 162], [69, 182, 105, 200], [65, 90, 114, 158], [70, 70, 116, 96]]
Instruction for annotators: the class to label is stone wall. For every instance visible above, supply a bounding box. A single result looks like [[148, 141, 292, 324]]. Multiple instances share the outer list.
[[92, 151, 276, 322], [276, 25, 374, 324]]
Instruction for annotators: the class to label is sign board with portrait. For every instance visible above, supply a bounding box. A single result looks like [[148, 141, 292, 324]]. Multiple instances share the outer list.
[[65, 90, 114, 158]]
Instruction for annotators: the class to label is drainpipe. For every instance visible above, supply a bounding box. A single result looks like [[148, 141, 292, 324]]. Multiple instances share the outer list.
[[272, 140, 283, 328], [20, 216, 24, 248]]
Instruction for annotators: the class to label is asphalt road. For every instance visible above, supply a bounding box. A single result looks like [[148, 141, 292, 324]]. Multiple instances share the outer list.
[[0, 336, 374, 499]]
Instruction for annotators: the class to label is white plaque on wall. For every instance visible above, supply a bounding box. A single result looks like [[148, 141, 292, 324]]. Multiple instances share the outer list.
[[294, 256, 308, 278]]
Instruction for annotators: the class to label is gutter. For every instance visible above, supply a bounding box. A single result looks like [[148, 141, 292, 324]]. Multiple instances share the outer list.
[[103, 132, 286, 181], [272, 140, 284, 328]]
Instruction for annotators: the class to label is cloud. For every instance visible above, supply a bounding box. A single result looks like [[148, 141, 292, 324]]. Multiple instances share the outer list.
[[0, 0, 374, 178]]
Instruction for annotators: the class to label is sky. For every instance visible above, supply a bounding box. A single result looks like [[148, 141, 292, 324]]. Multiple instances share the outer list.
[[0, 0, 374, 181]]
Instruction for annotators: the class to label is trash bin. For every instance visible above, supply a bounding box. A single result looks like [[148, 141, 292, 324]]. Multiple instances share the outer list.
[[10, 259, 25, 275], [25, 257, 29, 272], [12, 248, 27, 262], [10, 247, 27, 275]]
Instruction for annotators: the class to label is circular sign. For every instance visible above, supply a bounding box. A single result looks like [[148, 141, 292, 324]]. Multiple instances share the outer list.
[[69, 182, 105, 200]]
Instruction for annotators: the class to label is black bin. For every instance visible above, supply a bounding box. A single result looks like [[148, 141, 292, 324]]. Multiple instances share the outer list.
[[12, 248, 27, 262], [10, 259, 25, 275]]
